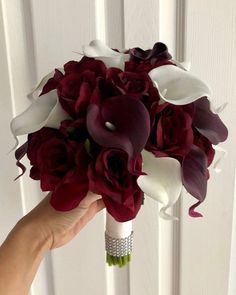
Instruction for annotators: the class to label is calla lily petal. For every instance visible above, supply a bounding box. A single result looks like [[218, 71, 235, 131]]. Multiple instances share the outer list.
[[87, 95, 150, 161], [83, 39, 122, 57], [193, 97, 228, 145], [11, 90, 70, 137], [182, 145, 208, 217], [27, 69, 63, 100], [14, 141, 28, 180], [149, 65, 212, 105], [82, 39, 129, 70], [137, 150, 182, 220], [172, 60, 191, 71], [189, 200, 203, 218]]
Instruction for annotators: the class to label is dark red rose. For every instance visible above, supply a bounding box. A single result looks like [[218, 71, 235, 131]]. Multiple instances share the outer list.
[[106, 68, 160, 109], [88, 148, 143, 222], [27, 127, 91, 211], [27, 128, 76, 191], [193, 129, 215, 166], [41, 57, 107, 119], [146, 103, 194, 158], [126, 42, 174, 73], [60, 118, 88, 143], [50, 144, 90, 211]]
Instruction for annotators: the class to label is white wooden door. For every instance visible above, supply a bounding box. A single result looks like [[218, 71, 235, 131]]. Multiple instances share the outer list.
[[0, 1, 235, 294]]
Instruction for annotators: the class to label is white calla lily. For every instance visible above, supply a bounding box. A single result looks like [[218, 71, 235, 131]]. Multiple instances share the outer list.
[[11, 90, 70, 137], [82, 39, 129, 70], [27, 71, 55, 101], [173, 60, 191, 71], [27, 68, 64, 101], [137, 150, 182, 220], [149, 64, 212, 105]]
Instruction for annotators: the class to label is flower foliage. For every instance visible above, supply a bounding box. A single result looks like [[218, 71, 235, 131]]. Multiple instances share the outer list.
[[12, 40, 228, 221]]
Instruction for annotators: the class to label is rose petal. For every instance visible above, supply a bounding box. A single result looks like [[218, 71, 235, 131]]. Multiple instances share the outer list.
[[11, 90, 71, 137], [193, 97, 228, 144], [50, 169, 89, 211], [149, 65, 212, 105], [137, 150, 182, 220], [50, 145, 90, 211], [182, 145, 208, 217]]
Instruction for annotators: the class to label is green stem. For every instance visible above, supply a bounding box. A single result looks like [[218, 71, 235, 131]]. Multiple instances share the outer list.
[[106, 253, 131, 267]]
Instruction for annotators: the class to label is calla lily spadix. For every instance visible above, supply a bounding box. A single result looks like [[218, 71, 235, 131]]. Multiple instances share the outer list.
[[137, 150, 182, 220], [11, 90, 70, 137], [82, 39, 129, 70], [149, 64, 212, 105]]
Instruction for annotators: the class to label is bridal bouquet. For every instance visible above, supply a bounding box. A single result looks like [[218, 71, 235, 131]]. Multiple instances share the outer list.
[[11, 40, 228, 267]]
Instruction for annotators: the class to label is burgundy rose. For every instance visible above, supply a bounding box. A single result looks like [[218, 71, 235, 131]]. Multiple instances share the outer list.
[[27, 127, 90, 211], [88, 148, 143, 222], [27, 128, 76, 190], [60, 118, 88, 143], [106, 68, 160, 109], [50, 144, 90, 211], [146, 103, 194, 158], [41, 57, 107, 119]]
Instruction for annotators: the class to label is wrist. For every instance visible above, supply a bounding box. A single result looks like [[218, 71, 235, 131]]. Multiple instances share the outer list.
[[16, 217, 52, 254]]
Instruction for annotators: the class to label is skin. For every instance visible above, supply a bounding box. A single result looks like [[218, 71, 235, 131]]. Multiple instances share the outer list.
[[0, 192, 105, 295]]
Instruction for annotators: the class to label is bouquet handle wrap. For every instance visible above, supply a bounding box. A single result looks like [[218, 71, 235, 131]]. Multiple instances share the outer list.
[[105, 212, 133, 267]]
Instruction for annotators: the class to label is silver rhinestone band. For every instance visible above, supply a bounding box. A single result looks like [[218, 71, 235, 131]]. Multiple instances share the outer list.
[[105, 231, 134, 257]]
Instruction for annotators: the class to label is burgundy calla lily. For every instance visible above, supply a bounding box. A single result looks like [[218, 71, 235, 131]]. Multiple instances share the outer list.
[[182, 145, 208, 217], [14, 141, 28, 180], [193, 97, 228, 145], [87, 95, 150, 162], [129, 42, 172, 64]]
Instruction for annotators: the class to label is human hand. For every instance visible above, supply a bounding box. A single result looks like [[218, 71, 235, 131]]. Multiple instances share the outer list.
[[18, 192, 105, 250]]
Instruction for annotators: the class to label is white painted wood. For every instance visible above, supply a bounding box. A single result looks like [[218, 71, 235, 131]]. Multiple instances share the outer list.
[[179, 1, 236, 294], [159, 0, 177, 54], [123, 0, 159, 49], [95, 0, 107, 42], [228, 169, 236, 295], [105, 0, 124, 48], [0, 0, 24, 246]]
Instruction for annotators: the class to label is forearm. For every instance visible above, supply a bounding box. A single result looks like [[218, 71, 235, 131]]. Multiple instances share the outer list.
[[0, 220, 50, 295]]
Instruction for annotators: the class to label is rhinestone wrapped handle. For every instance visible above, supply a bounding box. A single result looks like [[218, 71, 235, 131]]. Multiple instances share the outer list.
[[105, 231, 134, 257]]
